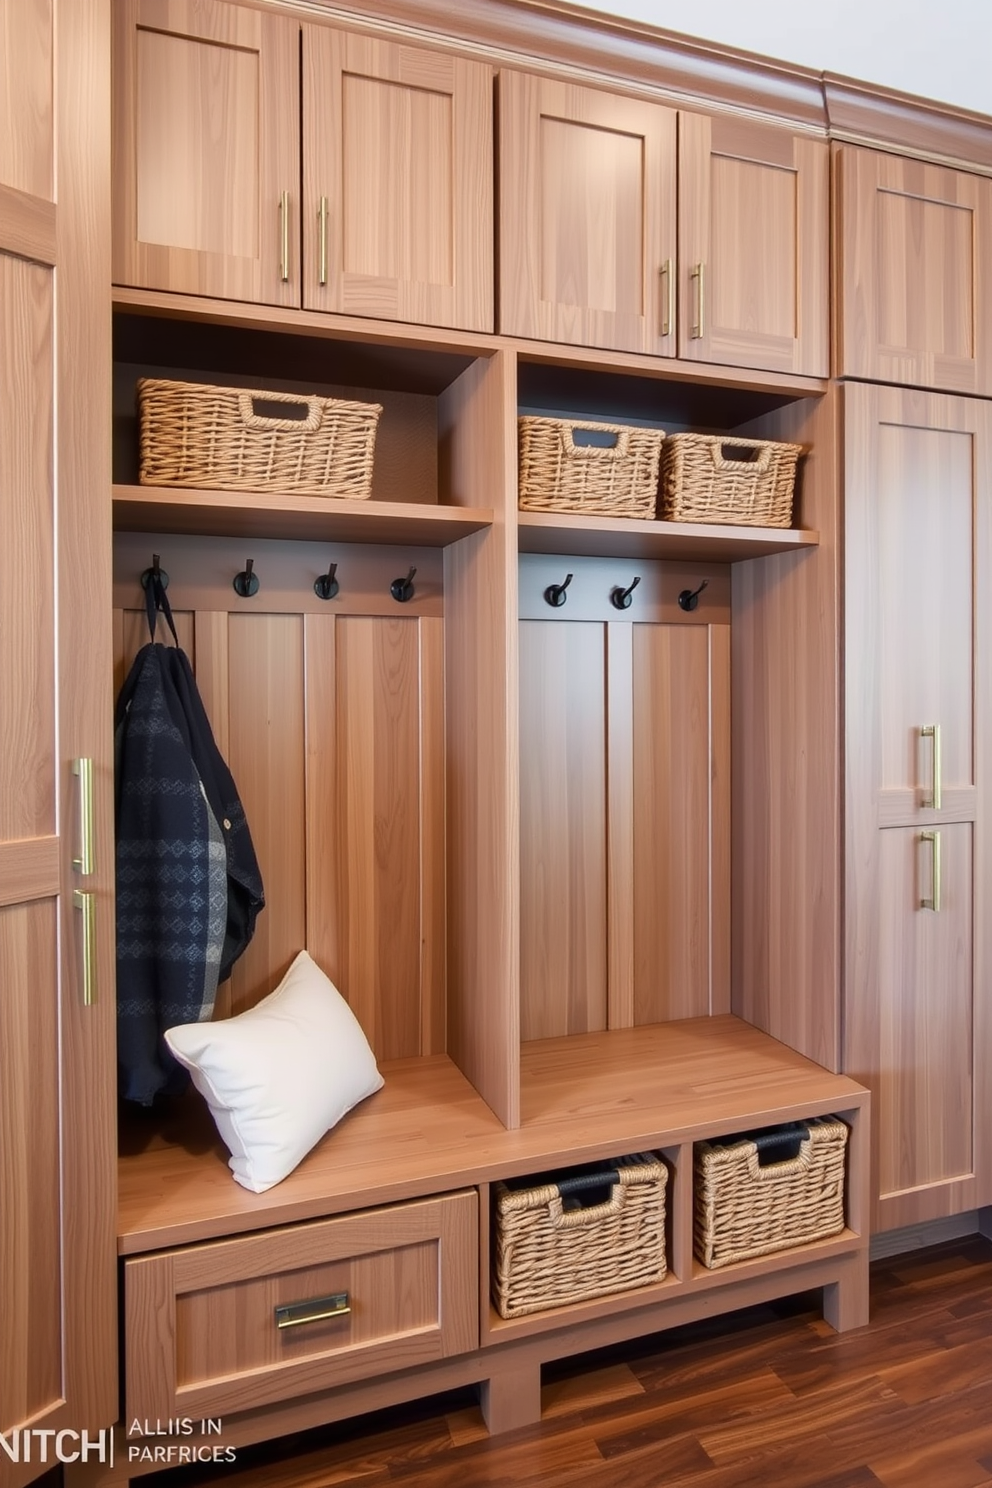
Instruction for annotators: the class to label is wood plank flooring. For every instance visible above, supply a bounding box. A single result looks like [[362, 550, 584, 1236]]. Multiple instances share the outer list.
[[165, 1235, 992, 1488]]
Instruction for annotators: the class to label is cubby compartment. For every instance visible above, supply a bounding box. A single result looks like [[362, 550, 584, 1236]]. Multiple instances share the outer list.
[[515, 352, 822, 561], [112, 306, 496, 546]]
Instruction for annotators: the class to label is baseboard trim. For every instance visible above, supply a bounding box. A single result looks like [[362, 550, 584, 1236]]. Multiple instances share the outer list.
[[869, 1212, 982, 1260]]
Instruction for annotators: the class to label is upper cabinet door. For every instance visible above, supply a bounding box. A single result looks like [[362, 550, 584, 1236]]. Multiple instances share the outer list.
[[303, 28, 493, 331], [836, 146, 992, 395], [112, 0, 300, 306], [679, 113, 829, 376], [498, 71, 677, 355]]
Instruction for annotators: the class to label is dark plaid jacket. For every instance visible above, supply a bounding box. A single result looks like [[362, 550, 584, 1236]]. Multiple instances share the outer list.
[[115, 640, 264, 1105]]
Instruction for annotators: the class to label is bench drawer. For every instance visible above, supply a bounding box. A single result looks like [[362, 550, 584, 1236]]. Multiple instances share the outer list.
[[125, 1191, 478, 1421]]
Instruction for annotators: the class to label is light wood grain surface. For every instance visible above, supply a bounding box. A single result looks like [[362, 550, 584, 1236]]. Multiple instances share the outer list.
[[498, 69, 677, 354], [117, 1016, 867, 1254], [844, 382, 992, 1230], [113, 0, 300, 305], [0, 0, 52, 201], [836, 145, 992, 395], [304, 27, 492, 330], [679, 112, 828, 377], [731, 389, 841, 1070], [442, 350, 520, 1127], [126, 1191, 478, 1420]]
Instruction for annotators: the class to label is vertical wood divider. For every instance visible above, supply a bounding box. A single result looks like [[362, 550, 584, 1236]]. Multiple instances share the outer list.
[[419, 616, 447, 1055], [606, 622, 634, 1029], [441, 348, 520, 1129], [732, 387, 841, 1068], [665, 1142, 694, 1283], [709, 623, 732, 1014], [304, 611, 340, 998]]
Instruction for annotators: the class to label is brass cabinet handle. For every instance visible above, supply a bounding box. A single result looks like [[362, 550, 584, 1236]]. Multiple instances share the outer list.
[[660, 258, 673, 337], [275, 1291, 350, 1329], [690, 262, 705, 339], [72, 757, 94, 875], [279, 190, 290, 283], [921, 830, 941, 912], [318, 195, 328, 287], [921, 723, 942, 810], [73, 889, 97, 1004]]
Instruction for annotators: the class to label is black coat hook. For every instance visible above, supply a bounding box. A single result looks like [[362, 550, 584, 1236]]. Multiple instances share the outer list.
[[139, 552, 169, 591], [544, 572, 573, 608], [314, 560, 339, 601], [678, 579, 709, 612], [233, 557, 260, 598], [610, 576, 641, 611], [390, 566, 417, 603]]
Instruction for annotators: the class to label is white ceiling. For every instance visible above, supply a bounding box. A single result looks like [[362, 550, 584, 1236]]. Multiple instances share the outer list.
[[583, 0, 992, 117]]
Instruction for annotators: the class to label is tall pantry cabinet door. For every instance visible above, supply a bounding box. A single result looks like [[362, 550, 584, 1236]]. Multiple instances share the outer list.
[[844, 383, 992, 1230], [303, 27, 493, 331], [498, 70, 677, 355], [112, 0, 300, 306], [836, 146, 992, 395], [678, 112, 829, 376], [0, 1, 116, 1484]]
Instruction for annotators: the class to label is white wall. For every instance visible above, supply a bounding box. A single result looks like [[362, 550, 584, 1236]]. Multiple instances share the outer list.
[[586, 0, 992, 117]]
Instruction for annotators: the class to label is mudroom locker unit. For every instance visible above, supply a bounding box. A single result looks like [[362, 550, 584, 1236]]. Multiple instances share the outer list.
[[2, 0, 992, 1484]]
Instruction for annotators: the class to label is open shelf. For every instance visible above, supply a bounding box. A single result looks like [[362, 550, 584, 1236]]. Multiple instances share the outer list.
[[517, 510, 819, 561], [113, 484, 492, 547]]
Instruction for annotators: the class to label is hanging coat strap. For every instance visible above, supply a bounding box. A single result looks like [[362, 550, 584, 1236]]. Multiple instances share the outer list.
[[145, 570, 180, 646]]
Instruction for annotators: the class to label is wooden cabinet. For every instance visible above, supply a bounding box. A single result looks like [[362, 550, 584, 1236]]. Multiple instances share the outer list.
[[302, 28, 492, 330], [0, 2, 116, 1484], [497, 71, 677, 355], [112, 0, 301, 305], [844, 382, 992, 1230], [112, 0, 493, 329], [835, 145, 992, 394], [125, 1192, 478, 1421], [679, 113, 828, 376], [498, 71, 828, 374]]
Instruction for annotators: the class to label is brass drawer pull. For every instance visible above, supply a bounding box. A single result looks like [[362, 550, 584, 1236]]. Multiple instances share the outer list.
[[73, 889, 97, 1004], [660, 258, 673, 337], [72, 756, 95, 875], [691, 261, 705, 339], [279, 190, 290, 282], [921, 830, 941, 912], [318, 195, 328, 287], [921, 723, 942, 810], [275, 1291, 350, 1329]]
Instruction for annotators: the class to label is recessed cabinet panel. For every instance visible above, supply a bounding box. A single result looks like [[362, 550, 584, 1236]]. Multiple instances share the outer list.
[[876, 823, 974, 1208], [632, 623, 723, 1023], [113, 0, 300, 305], [0, 255, 55, 842], [499, 70, 677, 354], [0, 0, 52, 201], [836, 146, 992, 394], [0, 900, 61, 1443], [679, 112, 829, 376], [873, 421, 974, 799], [519, 620, 608, 1040], [304, 27, 493, 330]]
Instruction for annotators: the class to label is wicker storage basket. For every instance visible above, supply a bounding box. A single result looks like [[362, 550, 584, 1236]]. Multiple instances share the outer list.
[[518, 416, 664, 520], [694, 1118, 848, 1270], [492, 1153, 667, 1318], [137, 378, 382, 499], [660, 432, 802, 528]]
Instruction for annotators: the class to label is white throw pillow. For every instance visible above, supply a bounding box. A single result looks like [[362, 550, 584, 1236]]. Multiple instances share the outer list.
[[164, 950, 384, 1192]]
